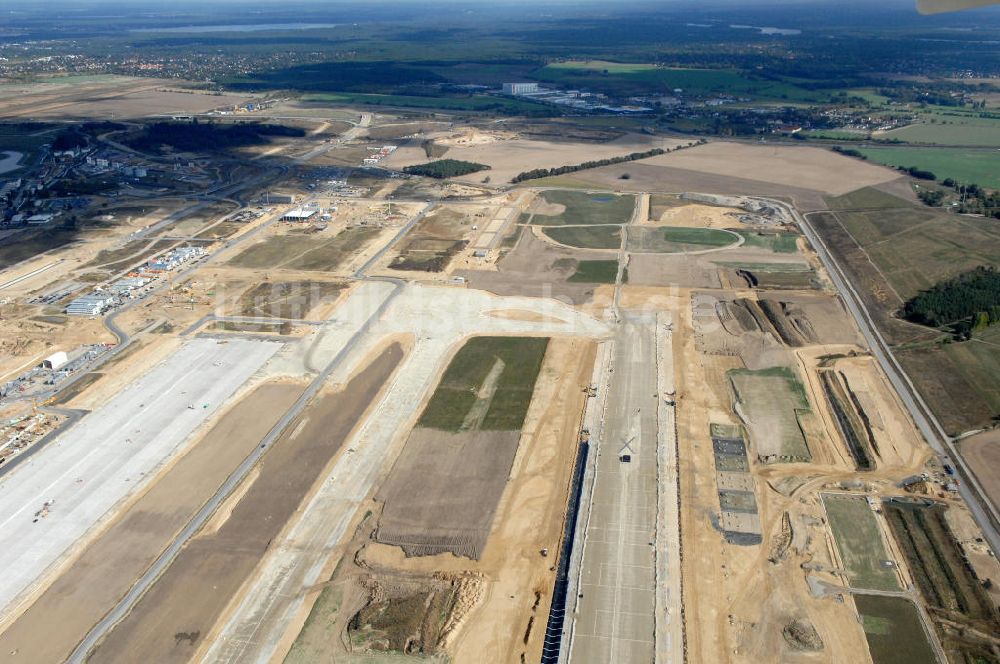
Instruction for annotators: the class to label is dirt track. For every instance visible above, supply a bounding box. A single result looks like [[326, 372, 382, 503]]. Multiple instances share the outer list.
[[87, 344, 403, 664], [0, 381, 303, 663]]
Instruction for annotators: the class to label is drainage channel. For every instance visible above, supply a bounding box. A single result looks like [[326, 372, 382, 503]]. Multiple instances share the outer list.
[[540, 440, 589, 664]]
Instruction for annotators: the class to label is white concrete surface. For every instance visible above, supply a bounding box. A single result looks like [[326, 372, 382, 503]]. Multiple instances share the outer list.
[[0, 338, 280, 617], [203, 283, 609, 663]]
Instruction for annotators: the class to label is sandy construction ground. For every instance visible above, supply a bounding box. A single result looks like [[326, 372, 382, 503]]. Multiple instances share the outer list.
[[384, 133, 684, 184], [0, 381, 303, 663], [0, 337, 280, 620], [643, 202, 743, 228], [0, 77, 250, 119], [201, 284, 609, 663]]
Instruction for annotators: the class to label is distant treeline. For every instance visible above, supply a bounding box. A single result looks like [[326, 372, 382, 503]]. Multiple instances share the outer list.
[[403, 159, 489, 179], [511, 143, 698, 183], [902, 266, 1000, 338], [126, 121, 304, 153]]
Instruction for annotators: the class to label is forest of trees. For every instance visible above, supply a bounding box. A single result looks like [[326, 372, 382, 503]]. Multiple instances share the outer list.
[[125, 121, 304, 153], [402, 159, 489, 179], [902, 266, 1000, 338]]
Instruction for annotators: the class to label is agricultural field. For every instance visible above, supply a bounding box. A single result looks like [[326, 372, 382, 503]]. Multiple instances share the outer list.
[[819, 187, 1000, 304], [814, 187, 1000, 432], [627, 226, 739, 253], [567, 259, 619, 284], [728, 366, 812, 463], [855, 147, 1000, 189], [822, 494, 899, 591], [854, 595, 937, 664], [542, 225, 621, 250], [525, 190, 635, 226], [877, 113, 1000, 147], [376, 336, 549, 559]]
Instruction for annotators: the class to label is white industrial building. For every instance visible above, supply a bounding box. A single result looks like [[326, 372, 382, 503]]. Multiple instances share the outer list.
[[41, 351, 68, 370], [65, 293, 116, 317], [281, 208, 318, 222], [503, 82, 539, 95], [108, 276, 150, 295]]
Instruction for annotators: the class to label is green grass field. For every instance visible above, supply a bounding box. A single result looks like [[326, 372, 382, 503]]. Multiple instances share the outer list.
[[568, 259, 619, 283], [854, 595, 937, 664], [728, 366, 812, 462], [822, 494, 900, 591], [528, 190, 635, 226], [418, 336, 549, 432], [542, 225, 621, 249], [879, 115, 1000, 147], [735, 230, 799, 253], [855, 147, 1000, 189], [627, 226, 739, 253]]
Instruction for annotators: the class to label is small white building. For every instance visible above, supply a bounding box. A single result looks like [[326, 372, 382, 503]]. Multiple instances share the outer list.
[[42, 351, 68, 370]]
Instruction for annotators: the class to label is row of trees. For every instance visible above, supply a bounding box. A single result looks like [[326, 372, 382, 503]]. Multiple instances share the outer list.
[[511, 144, 698, 183], [902, 266, 1000, 338]]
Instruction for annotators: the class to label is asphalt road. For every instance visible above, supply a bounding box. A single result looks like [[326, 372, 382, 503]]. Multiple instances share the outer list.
[[785, 201, 1000, 557], [569, 313, 659, 664]]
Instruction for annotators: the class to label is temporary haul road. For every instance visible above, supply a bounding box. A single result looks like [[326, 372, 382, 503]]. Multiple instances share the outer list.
[[204, 284, 609, 663], [0, 337, 280, 620]]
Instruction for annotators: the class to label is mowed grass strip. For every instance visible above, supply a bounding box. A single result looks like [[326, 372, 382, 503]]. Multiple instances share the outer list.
[[568, 259, 619, 283], [854, 595, 937, 664], [542, 225, 621, 249], [529, 190, 635, 226], [418, 336, 549, 432], [736, 230, 799, 254], [822, 494, 900, 591]]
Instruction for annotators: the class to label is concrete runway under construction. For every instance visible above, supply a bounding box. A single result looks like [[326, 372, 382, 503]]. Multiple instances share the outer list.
[[570, 313, 660, 663], [0, 337, 280, 618]]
